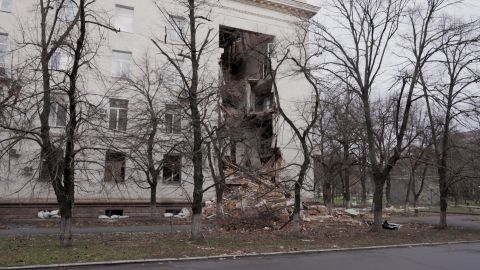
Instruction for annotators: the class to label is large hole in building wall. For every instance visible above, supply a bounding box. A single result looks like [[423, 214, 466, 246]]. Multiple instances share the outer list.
[[219, 25, 278, 171]]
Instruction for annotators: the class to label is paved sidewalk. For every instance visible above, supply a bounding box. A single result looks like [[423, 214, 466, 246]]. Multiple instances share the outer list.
[[390, 214, 480, 229]]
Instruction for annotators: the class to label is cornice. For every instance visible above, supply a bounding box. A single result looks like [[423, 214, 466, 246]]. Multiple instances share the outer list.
[[237, 0, 320, 18]]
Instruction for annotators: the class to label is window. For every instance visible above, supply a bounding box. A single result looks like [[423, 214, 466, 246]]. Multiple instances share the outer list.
[[50, 48, 73, 71], [114, 5, 134, 33], [105, 150, 126, 182], [111, 50, 132, 77], [163, 154, 181, 183], [166, 15, 186, 43], [49, 102, 67, 127], [0, 0, 12, 12], [164, 104, 181, 134], [0, 33, 8, 77], [58, 0, 77, 21], [109, 98, 128, 131]]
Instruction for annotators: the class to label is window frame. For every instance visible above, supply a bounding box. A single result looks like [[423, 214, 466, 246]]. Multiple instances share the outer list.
[[104, 150, 126, 183], [114, 4, 134, 33], [48, 102, 67, 128], [0, 0, 12, 12], [164, 104, 181, 134], [0, 33, 9, 77], [111, 50, 132, 78], [109, 98, 128, 131], [166, 15, 186, 44], [162, 154, 181, 184]]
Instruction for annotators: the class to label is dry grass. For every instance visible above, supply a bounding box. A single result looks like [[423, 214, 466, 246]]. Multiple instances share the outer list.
[[1, 221, 479, 267]]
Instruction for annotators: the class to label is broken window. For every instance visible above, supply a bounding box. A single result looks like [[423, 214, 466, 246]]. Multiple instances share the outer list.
[[166, 15, 186, 43], [114, 5, 134, 33], [49, 102, 67, 127], [105, 150, 126, 183], [164, 104, 181, 134], [111, 50, 132, 77], [109, 98, 128, 131], [163, 154, 181, 183]]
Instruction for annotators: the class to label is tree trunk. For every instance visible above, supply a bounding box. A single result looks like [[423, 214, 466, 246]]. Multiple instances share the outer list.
[[150, 183, 157, 217], [372, 178, 385, 231], [292, 181, 302, 234], [360, 172, 367, 207], [59, 201, 73, 247], [413, 196, 419, 215], [439, 172, 448, 228], [323, 181, 333, 214], [291, 211, 300, 236], [385, 175, 392, 208], [191, 213, 202, 241]]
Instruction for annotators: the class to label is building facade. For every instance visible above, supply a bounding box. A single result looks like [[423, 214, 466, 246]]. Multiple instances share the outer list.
[[0, 0, 319, 218]]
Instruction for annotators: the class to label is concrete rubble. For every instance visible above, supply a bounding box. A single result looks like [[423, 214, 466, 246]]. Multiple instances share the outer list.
[[202, 172, 372, 230]]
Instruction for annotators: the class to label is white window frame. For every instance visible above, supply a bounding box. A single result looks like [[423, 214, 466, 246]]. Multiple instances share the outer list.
[[164, 104, 181, 134], [111, 50, 132, 78], [166, 15, 186, 44], [109, 98, 128, 131], [49, 102, 67, 128], [58, 0, 77, 22], [114, 5, 134, 33], [50, 47, 73, 71], [0, 33, 8, 77], [0, 0, 12, 12]]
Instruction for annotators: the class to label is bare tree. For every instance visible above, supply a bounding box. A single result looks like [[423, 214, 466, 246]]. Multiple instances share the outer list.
[[313, 0, 454, 230], [420, 17, 480, 227], [151, 0, 216, 240], [0, 0, 115, 246]]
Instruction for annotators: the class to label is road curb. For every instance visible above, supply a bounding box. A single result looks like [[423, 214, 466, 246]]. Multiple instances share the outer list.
[[2, 240, 480, 269]]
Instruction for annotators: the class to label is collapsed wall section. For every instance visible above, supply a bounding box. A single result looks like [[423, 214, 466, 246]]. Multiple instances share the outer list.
[[219, 26, 279, 172]]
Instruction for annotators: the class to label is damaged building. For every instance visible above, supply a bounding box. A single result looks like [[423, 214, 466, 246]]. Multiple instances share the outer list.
[[0, 0, 319, 219], [219, 26, 276, 170]]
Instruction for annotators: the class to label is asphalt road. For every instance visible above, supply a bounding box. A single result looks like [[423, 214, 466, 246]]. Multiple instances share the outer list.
[[67, 242, 480, 270]]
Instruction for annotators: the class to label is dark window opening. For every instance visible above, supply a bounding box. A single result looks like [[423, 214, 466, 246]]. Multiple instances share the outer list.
[[105, 209, 124, 217], [163, 154, 181, 184], [105, 150, 126, 182]]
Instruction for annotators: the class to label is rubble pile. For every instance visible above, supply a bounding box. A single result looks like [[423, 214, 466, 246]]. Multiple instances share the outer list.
[[202, 172, 376, 231], [203, 173, 292, 230]]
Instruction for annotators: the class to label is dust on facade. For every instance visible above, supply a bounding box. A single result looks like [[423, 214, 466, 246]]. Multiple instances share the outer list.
[[0, 0, 319, 219]]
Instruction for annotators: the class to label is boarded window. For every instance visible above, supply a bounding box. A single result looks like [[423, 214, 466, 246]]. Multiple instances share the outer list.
[[163, 154, 181, 183], [164, 104, 181, 134], [105, 150, 126, 183], [109, 98, 128, 131]]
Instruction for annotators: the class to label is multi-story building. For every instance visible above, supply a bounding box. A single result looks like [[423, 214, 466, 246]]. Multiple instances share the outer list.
[[0, 0, 319, 218]]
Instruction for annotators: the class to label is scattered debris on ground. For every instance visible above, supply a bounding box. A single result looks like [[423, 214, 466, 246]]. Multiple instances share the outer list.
[[164, 208, 190, 219], [98, 215, 129, 220], [382, 220, 401, 230], [201, 172, 383, 231], [37, 210, 60, 219]]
